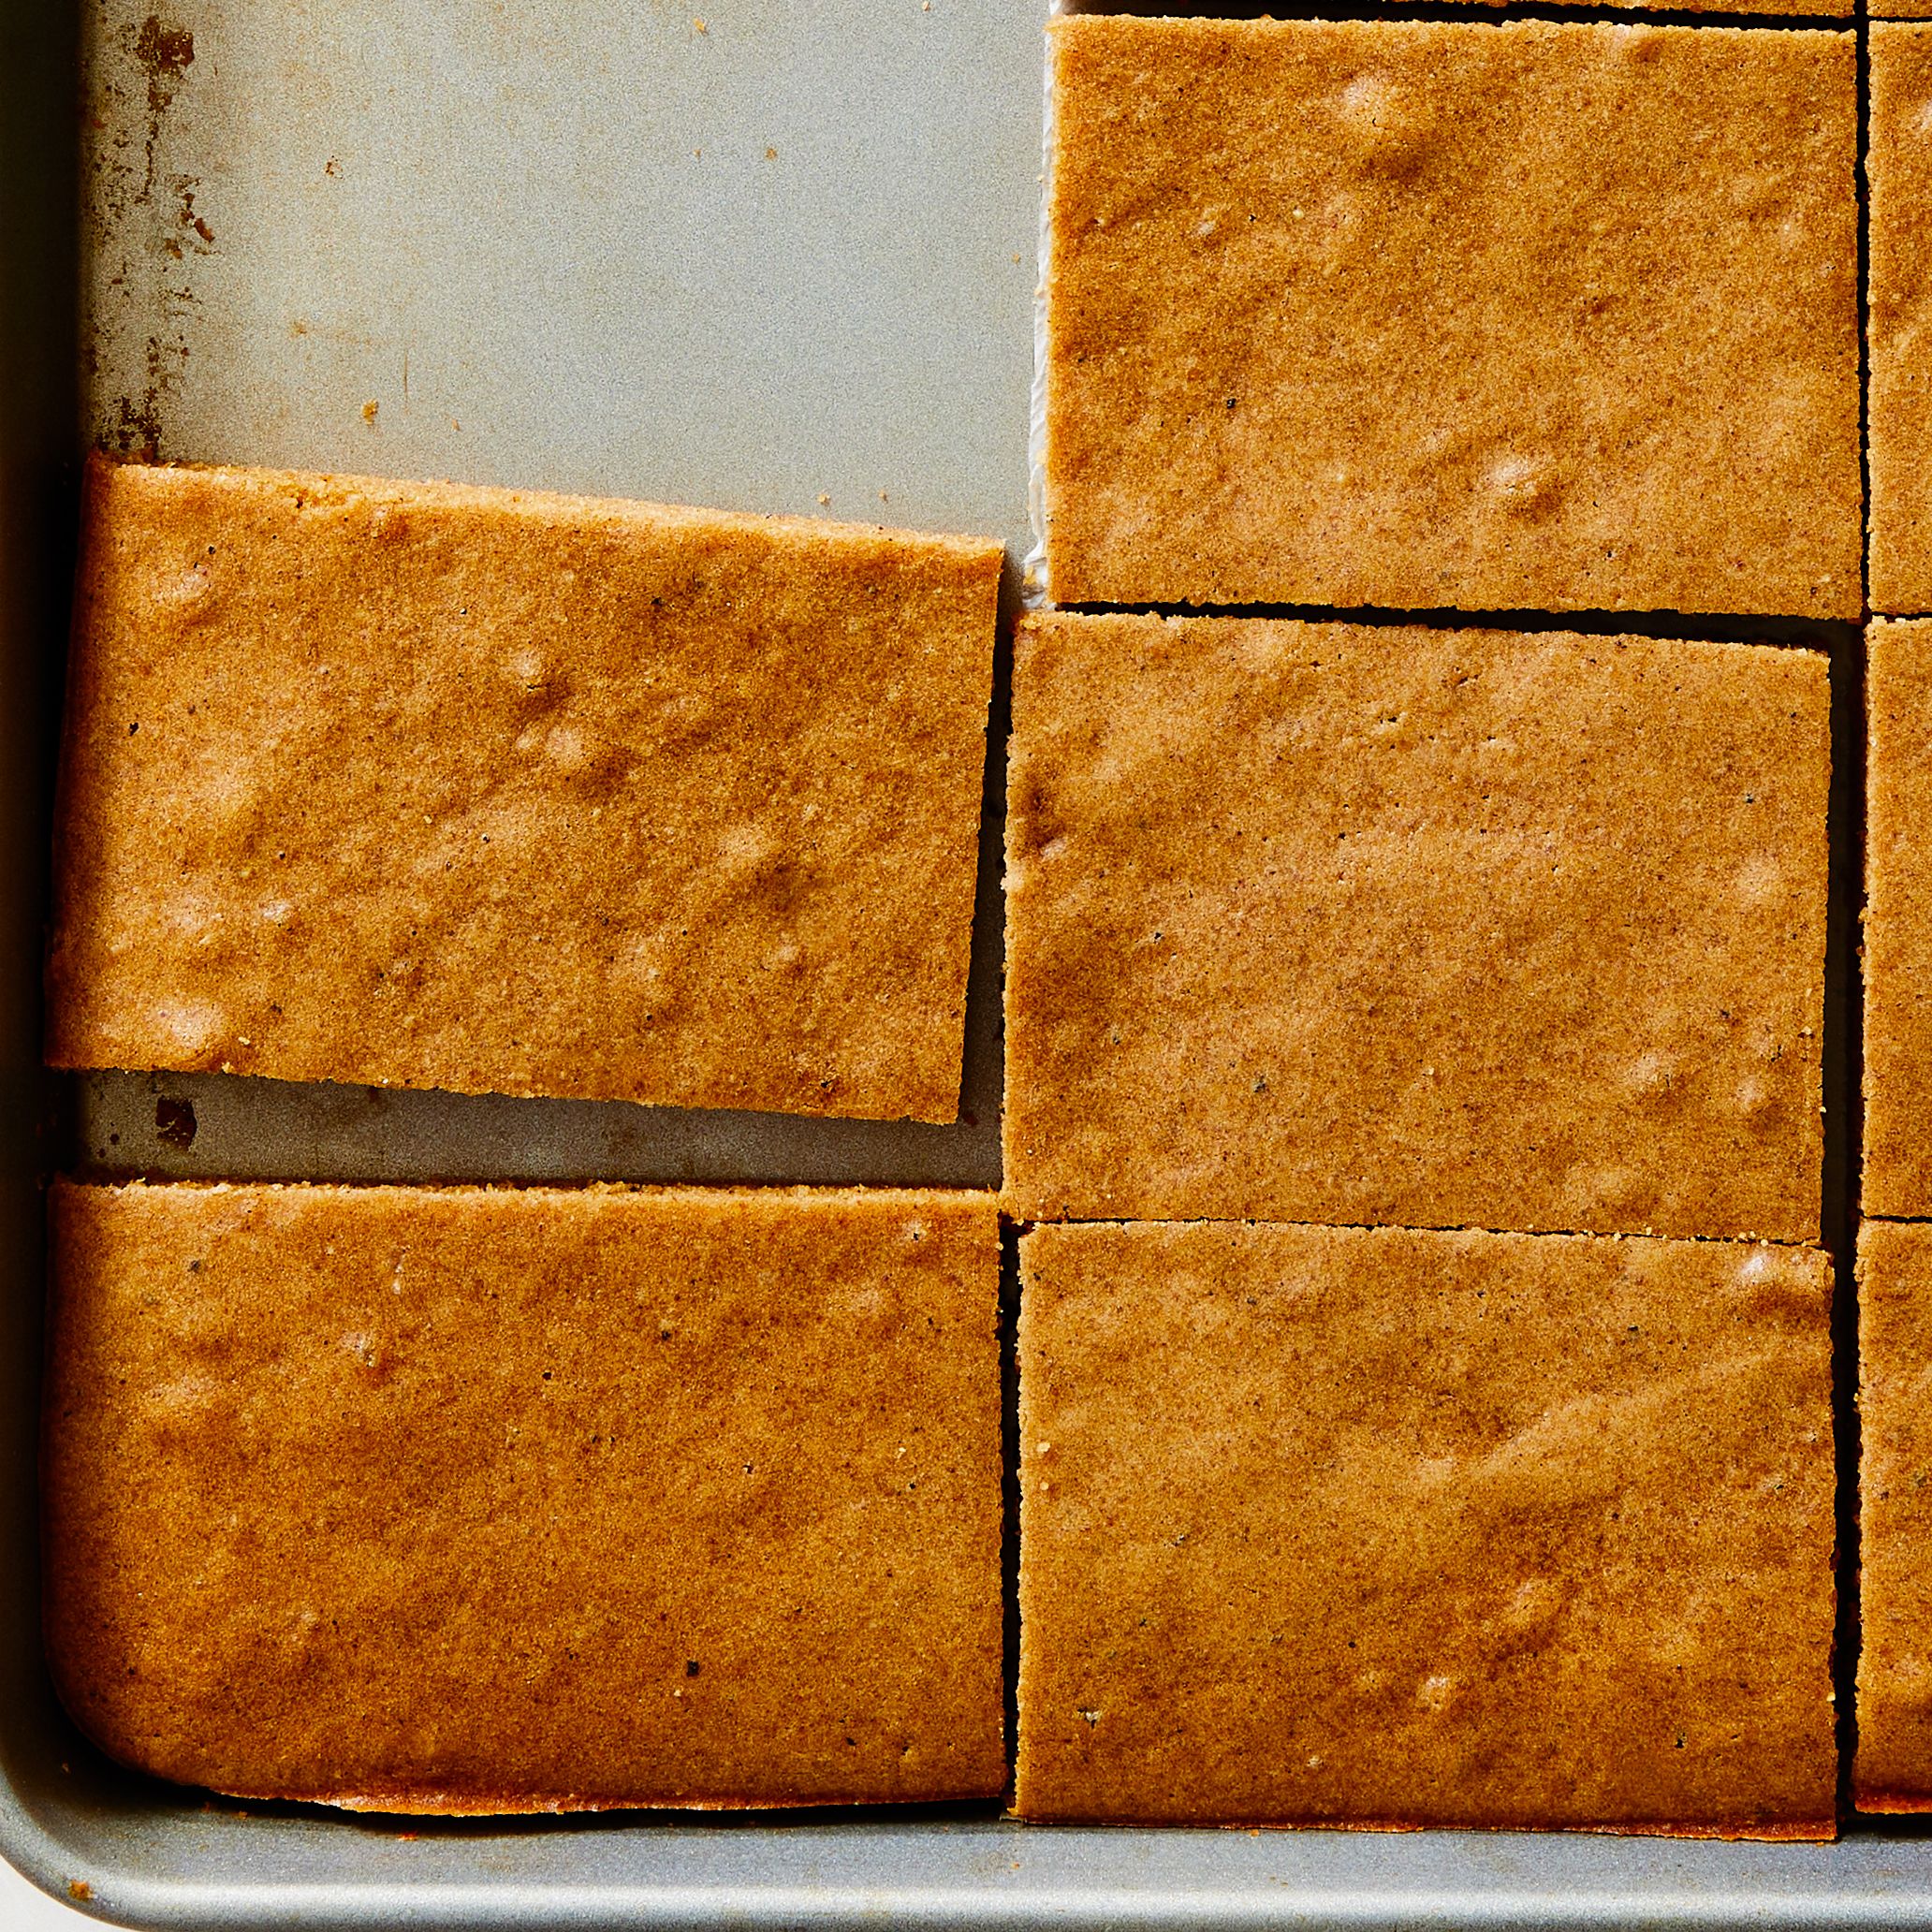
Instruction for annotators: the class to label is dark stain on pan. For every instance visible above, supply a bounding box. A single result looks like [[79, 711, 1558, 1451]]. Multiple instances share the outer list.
[[134, 14, 193, 115], [128, 12, 193, 206], [112, 389, 162, 459], [110, 327, 173, 461], [97, 9, 202, 460], [163, 173, 213, 257], [154, 1096, 197, 1150]]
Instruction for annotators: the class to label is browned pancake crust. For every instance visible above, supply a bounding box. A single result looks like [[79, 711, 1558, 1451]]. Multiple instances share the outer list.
[[1856, 1221, 1932, 1811], [48, 459, 1003, 1121], [1045, 17, 1859, 618], [1004, 613, 1828, 1242], [1016, 1220, 1837, 1835], [1864, 622, 1932, 1215], [44, 1178, 1004, 1812], [1872, 30, 1932, 607]]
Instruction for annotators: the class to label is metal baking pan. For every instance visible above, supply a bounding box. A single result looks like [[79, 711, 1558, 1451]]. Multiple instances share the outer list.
[[1, 0, 1925, 1922]]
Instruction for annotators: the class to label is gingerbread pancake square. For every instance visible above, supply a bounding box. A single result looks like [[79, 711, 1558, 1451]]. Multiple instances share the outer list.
[[1044, 17, 1859, 618], [1857, 1219, 1932, 1811], [1865, 621, 1932, 1216], [1439, 0, 1848, 13], [43, 1179, 1003, 1812], [48, 459, 1003, 1121], [1017, 1219, 1837, 1834], [1871, 28, 1932, 608], [1004, 613, 1829, 1242]]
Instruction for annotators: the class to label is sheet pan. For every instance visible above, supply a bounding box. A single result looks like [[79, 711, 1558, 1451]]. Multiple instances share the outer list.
[[1, 0, 1916, 1923]]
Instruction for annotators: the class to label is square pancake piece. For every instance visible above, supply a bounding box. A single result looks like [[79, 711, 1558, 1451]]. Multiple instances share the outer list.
[[1044, 17, 1859, 617], [43, 1178, 1003, 1812], [1003, 613, 1829, 1242], [1865, 620, 1932, 1216], [48, 458, 1003, 1121], [1871, 27, 1932, 607], [1858, 1218, 1932, 1811], [1017, 1219, 1837, 1833]]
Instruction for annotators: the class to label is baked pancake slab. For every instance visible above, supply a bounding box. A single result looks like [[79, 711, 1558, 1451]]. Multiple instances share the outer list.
[[1437, 0, 1847, 12], [1004, 613, 1829, 1242], [1871, 28, 1932, 609], [1865, 622, 1932, 1215], [1858, 1220, 1932, 1811], [47, 459, 1003, 1121], [43, 1179, 1003, 1812], [1017, 1220, 1837, 1834], [1044, 17, 1859, 617]]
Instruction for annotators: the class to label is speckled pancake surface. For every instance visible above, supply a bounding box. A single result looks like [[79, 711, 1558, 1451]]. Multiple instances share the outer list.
[[1857, 1220, 1932, 1811], [1044, 17, 1859, 617], [1017, 1219, 1837, 1834], [47, 459, 1003, 1122], [1870, 28, 1932, 609], [1863, 621, 1932, 1216], [43, 1178, 1004, 1813], [1004, 612, 1829, 1243]]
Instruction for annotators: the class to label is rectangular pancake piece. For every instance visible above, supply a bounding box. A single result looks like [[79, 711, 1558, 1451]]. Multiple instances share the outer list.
[[1440, 0, 1848, 11], [1017, 1220, 1837, 1833], [1003, 613, 1829, 1242], [1044, 17, 1859, 617], [1865, 621, 1932, 1215], [1857, 1219, 1932, 1810], [42, 1179, 1003, 1812], [47, 459, 1003, 1121], [1871, 28, 1932, 608], [1442, 0, 1849, 11]]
